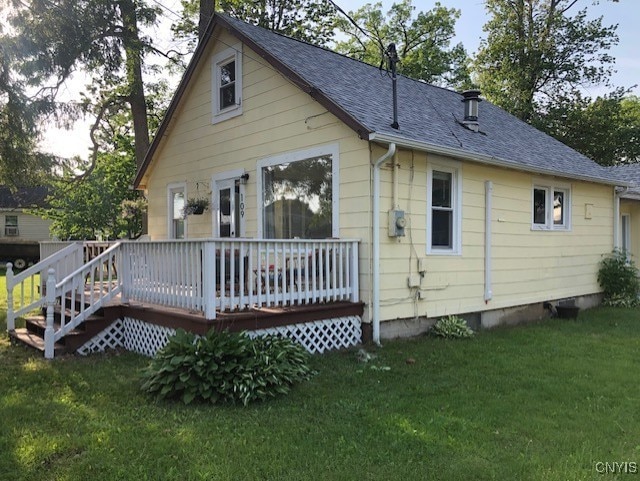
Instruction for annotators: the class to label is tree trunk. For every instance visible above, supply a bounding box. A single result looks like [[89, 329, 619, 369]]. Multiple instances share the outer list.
[[118, 0, 150, 171]]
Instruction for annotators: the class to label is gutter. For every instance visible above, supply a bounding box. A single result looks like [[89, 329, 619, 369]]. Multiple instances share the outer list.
[[368, 132, 631, 188], [372, 143, 396, 345]]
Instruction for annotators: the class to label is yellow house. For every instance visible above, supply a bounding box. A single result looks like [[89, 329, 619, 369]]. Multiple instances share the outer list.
[[7, 14, 629, 359], [133, 13, 624, 342]]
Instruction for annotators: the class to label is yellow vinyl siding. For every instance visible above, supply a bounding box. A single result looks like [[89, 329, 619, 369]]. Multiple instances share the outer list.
[[144, 29, 372, 298], [620, 199, 640, 261], [376, 151, 614, 321]]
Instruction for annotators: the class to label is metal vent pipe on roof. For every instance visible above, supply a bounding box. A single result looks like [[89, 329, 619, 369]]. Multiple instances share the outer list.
[[462, 89, 482, 132]]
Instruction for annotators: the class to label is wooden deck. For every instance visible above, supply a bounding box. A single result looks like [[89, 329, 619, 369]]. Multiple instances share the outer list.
[[109, 299, 365, 336]]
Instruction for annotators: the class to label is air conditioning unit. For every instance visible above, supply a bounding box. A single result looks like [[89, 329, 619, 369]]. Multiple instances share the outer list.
[[5, 226, 19, 236]]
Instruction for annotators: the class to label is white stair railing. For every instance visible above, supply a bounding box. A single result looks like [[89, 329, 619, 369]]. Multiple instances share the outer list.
[[5, 242, 84, 331], [45, 242, 123, 358]]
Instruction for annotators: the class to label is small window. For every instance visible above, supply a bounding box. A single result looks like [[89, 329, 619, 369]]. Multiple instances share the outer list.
[[212, 44, 242, 123], [427, 162, 462, 255], [5, 215, 18, 236], [532, 184, 570, 230]]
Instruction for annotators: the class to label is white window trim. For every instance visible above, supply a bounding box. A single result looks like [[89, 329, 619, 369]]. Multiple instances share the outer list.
[[211, 43, 243, 124], [531, 180, 572, 231], [426, 160, 462, 255], [212, 169, 247, 238], [256, 143, 340, 239], [167, 182, 187, 239]]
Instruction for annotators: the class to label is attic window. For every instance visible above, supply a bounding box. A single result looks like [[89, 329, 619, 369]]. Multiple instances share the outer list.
[[212, 44, 243, 124]]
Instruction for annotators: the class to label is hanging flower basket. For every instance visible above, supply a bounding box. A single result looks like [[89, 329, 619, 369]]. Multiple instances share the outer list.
[[183, 197, 209, 218]]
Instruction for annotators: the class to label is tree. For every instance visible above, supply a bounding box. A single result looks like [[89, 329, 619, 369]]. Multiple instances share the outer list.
[[474, 0, 619, 123], [39, 106, 150, 240], [540, 91, 640, 166], [0, 40, 59, 187], [334, 0, 470, 89], [1, 0, 162, 173], [173, 0, 337, 50]]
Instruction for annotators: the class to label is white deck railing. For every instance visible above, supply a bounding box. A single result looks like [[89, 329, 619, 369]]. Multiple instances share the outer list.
[[120, 238, 360, 319], [7, 238, 360, 359]]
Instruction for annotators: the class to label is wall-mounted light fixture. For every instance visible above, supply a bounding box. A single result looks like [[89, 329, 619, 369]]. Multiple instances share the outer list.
[[240, 173, 250, 185]]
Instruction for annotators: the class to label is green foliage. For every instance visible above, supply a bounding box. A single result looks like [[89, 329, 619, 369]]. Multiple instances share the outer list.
[[597, 249, 640, 307], [141, 329, 315, 406], [334, 0, 470, 89], [173, 0, 337, 50], [39, 142, 145, 240], [430, 315, 475, 339], [475, 0, 619, 124], [537, 90, 640, 166]]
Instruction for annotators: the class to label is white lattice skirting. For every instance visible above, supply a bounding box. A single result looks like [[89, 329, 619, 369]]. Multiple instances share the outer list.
[[76, 316, 361, 357], [250, 316, 362, 354]]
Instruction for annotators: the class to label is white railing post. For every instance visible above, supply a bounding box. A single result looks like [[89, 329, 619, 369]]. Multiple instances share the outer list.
[[203, 242, 217, 319], [119, 243, 129, 303], [6, 263, 15, 331], [44, 268, 56, 359], [350, 241, 359, 302]]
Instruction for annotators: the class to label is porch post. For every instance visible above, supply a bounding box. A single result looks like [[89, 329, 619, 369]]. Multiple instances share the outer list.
[[203, 242, 217, 319], [6, 263, 15, 331], [350, 241, 360, 302], [119, 243, 129, 303], [44, 268, 56, 359]]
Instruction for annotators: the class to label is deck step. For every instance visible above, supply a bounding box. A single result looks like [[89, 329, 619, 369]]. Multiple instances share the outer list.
[[9, 328, 69, 355]]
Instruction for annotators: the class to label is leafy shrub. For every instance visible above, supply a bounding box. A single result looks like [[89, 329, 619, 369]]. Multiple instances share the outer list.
[[141, 329, 314, 406], [597, 249, 640, 307], [430, 315, 475, 339]]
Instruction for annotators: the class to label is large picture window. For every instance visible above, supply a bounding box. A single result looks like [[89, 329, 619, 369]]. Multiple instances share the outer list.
[[212, 44, 242, 123], [532, 183, 571, 230], [258, 145, 339, 239], [427, 162, 461, 255]]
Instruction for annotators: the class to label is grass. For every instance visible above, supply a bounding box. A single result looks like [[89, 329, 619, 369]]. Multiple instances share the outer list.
[[1, 304, 640, 480], [0, 267, 40, 315]]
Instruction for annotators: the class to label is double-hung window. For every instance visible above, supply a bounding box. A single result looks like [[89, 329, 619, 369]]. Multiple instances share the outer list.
[[532, 183, 571, 230], [212, 44, 242, 123], [5, 215, 18, 236], [427, 162, 462, 255]]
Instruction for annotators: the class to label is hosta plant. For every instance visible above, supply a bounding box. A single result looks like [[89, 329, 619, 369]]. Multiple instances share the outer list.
[[430, 315, 475, 339], [141, 328, 314, 406]]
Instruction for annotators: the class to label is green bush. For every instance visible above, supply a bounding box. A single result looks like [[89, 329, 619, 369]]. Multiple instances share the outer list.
[[430, 315, 475, 339], [141, 329, 315, 406], [597, 249, 640, 307]]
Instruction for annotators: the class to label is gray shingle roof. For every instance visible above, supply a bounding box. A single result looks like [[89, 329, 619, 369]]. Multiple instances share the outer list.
[[221, 13, 622, 185], [608, 164, 640, 195], [136, 13, 625, 187], [0, 186, 49, 209]]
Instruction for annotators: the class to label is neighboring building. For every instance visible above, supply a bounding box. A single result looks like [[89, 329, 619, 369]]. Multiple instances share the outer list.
[[0, 186, 51, 267], [132, 13, 625, 340]]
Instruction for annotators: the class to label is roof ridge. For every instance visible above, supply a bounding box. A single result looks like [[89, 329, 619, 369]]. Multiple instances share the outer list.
[[217, 12, 461, 97]]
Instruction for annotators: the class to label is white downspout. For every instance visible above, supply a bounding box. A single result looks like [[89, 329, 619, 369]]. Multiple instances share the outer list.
[[372, 143, 396, 345], [484, 181, 493, 302]]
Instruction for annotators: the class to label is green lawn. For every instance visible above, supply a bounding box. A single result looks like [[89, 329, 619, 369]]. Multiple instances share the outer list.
[[1, 304, 639, 480]]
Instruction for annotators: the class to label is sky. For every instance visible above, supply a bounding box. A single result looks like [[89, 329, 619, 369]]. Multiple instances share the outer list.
[[40, 0, 640, 159]]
